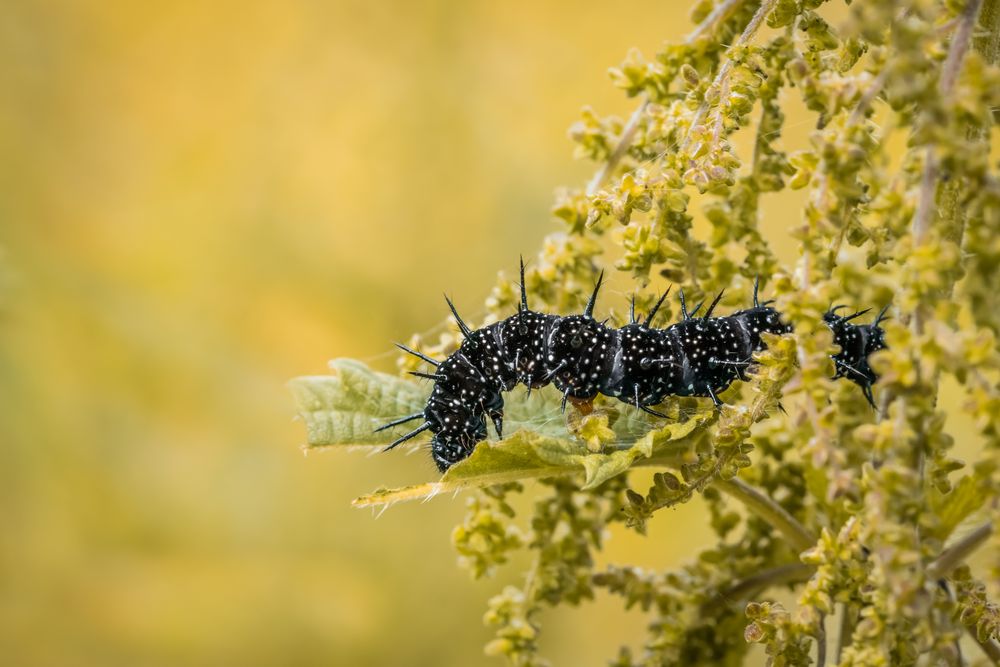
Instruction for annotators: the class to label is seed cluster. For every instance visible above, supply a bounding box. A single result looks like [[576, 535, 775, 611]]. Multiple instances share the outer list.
[[380, 263, 888, 471]]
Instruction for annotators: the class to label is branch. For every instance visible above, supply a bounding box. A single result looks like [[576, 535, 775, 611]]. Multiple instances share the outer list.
[[932, 522, 997, 659], [715, 478, 816, 553]]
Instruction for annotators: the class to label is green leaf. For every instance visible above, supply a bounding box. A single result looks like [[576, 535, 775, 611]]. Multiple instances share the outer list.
[[293, 359, 715, 508], [928, 463, 996, 541], [289, 358, 427, 448], [353, 416, 709, 508]]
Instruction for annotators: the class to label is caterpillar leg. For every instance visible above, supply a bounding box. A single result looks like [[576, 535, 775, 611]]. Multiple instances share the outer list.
[[487, 409, 504, 438], [752, 276, 775, 308], [861, 383, 876, 409], [707, 386, 724, 409], [633, 385, 669, 419]]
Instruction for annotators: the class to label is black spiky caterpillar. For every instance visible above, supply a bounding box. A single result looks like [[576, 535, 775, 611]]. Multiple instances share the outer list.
[[378, 261, 889, 472]]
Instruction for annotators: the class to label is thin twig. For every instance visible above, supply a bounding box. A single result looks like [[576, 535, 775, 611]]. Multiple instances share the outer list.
[[911, 151, 940, 266], [911, 0, 984, 249], [943, 582, 966, 665], [971, 632, 1000, 663], [703, 562, 813, 612], [586, 0, 746, 195], [907, 0, 985, 498], [688, 0, 747, 42], [682, 0, 778, 155], [940, 0, 986, 94], [716, 478, 816, 552], [927, 521, 994, 579], [835, 603, 856, 663], [845, 65, 892, 138], [586, 98, 649, 195], [816, 613, 828, 667]]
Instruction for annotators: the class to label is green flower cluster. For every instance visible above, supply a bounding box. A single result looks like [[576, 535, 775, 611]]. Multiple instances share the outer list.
[[449, 0, 1000, 663], [293, 0, 1000, 663]]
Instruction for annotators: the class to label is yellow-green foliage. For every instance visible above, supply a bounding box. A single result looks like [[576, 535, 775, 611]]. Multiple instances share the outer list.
[[293, 0, 1000, 664]]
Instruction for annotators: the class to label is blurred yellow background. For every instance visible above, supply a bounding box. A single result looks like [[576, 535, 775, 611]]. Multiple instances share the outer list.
[[0, 2, 720, 665], [0, 1, 980, 666]]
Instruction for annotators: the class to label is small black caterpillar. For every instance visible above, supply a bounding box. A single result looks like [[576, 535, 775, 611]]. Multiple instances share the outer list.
[[378, 260, 889, 471]]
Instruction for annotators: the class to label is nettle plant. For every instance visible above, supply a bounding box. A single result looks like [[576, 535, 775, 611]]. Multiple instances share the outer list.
[[292, 0, 1000, 664]]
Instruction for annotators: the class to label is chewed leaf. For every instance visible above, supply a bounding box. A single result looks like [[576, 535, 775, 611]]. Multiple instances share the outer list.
[[292, 359, 716, 508], [574, 411, 714, 489], [353, 411, 713, 508], [290, 358, 683, 449], [351, 431, 583, 508], [290, 358, 427, 448], [290, 358, 569, 448], [352, 482, 456, 509]]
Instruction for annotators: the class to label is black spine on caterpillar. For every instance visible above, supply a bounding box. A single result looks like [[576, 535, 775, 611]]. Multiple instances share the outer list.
[[379, 261, 888, 471]]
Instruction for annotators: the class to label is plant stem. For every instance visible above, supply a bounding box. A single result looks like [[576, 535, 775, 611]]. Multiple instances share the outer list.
[[703, 562, 813, 612], [687, 0, 747, 42], [816, 613, 827, 667], [586, 99, 648, 196], [971, 634, 1000, 663], [911, 0, 983, 275], [683, 0, 778, 154], [974, 0, 1000, 64], [905, 0, 987, 496], [927, 521, 994, 579], [586, 0, 747, 195], [835, 603, 856, 664], [940, 0, 986, 95], [715, 478, 816, 552]]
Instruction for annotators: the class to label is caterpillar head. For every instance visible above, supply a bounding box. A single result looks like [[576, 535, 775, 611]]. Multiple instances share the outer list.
[[429, 408, 487, 472], [734, 306, 792, 349]]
